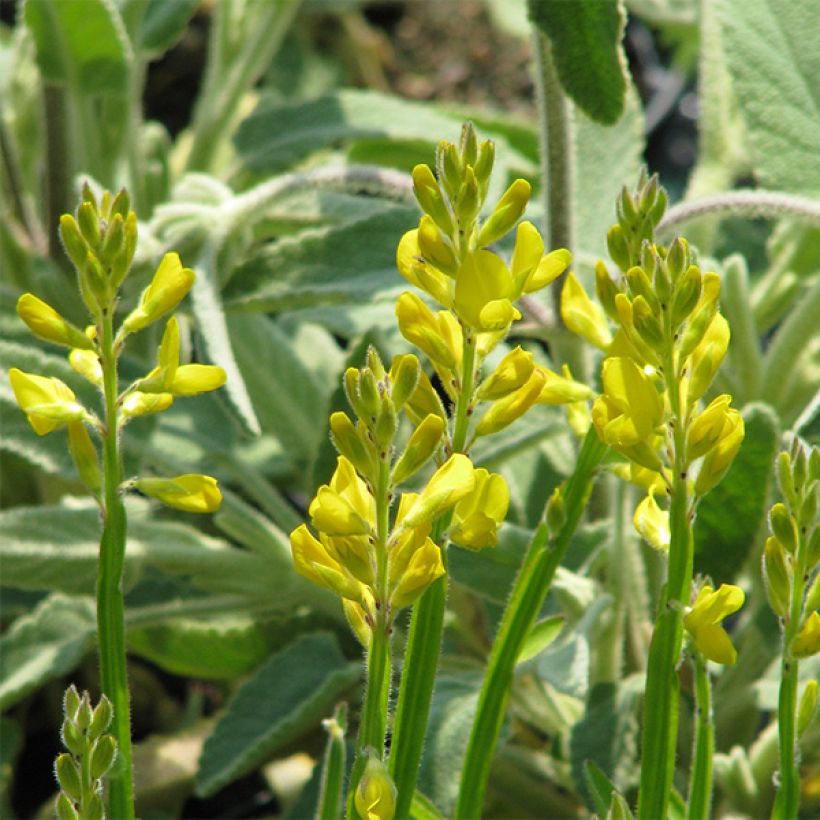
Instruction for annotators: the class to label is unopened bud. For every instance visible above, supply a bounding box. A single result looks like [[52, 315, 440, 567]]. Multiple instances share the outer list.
[[123, 252, 196, 334], [391, 414, 445, 486], [63, 685, 81, 721], [798, 680, 818, 737], [412, 164, 454, 234], [121, 391, 173, 420], [477, 178, 531, 247], [358, 369, 381, 423], [595, 261, 620, 320], [389, 354, 420, 410], [77, 202, 101, 249], [59, 215, 90, 271], [606, 224, 631, 271], [16, 293, 94, 350], [671, 265, 702, 329], [417, 215, 458, 274], [459, 121, 478, 166], [632, 295, 665, 351], [770, 503, 797, 554], [61, 720, 84, 758], [666, 237, 689, 281], [437, 140, 461, 199], [792, 611, 820, 658], [625, 266, 659, 312], [56, 792, 79, 820], [90, 735, 117, 780], [763, 536, 790, 618], [68, 422, 101, 495], [88, 695, 113, 738], [355, 753, 397, 820], [55, 754, 83, 803], [546, 486, 565, 535], [473, 139, 495, 197], [110, 188, 130, 220], [617, 186, 638, 225], [475, 369, 545, 437], [374, 394, 398, 448], [455, 165, 481, 225], [111, 210, 138, 288], [135, 473, 222, 513]]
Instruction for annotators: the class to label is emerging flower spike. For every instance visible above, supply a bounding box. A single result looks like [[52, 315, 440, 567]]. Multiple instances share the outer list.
[[684, 584, 745, 665]]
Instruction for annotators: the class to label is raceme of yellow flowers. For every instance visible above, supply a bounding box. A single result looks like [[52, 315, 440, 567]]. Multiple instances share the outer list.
[[9, 185, 225, 513], [290, 123, 592, 639]]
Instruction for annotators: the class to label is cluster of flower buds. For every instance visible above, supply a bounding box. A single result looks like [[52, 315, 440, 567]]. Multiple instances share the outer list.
[[290, 348, 509, 643], [396, 122, 590, 453], [55, 686, 117, 820], [763, 437, 820, 658], [683, 583, 745, 665], [561, 173, 745, 550], [9, 186, 225, 513]]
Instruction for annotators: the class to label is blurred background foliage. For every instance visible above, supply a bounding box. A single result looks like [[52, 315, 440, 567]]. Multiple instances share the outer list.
[[0, 0, 818, 817]]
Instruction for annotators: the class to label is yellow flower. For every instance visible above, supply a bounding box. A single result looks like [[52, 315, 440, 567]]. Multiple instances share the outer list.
[[685, 314, 730, 404], [309, 456, 374, 537], [343, 598, 373, 647], [391, 414, 446, 486], [16, 293, 94, 350], [792, 611, 820, 658], [121, 391, 173, 420], [449, 469, 509, 549], [684, 584, 745, 665], [510, 221, 571, 296], [694, 408, 744, 496], [687, 394, 733, 460], [389, 535, 445, 610], [171, 365, 227, 396], [135, 473, 222, 513], [290, 524, 365, 603], [123, 253, 195, 333], [474, 369, 545, 437], [69, 349, 103, 387], [8, 368, 87, 435], [476, 346, 534, 401], [396, 229, 452, 308], [561, 272, 612, 350], [454, 250, 520, 332], [400, 454, 475, 528], [395, 292, 462, 372], [633, 491, 670, 552], [535, 364, 594, 405]]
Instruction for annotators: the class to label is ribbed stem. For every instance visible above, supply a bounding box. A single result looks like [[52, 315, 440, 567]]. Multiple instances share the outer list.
[[687, 653, 714, 820], [97, 308, 134, 819], [454, 429, 607, 818]]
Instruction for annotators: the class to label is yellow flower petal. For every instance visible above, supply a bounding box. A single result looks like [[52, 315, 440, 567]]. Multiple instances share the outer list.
[[401, 454, 476, 528], [123, 252, 195, 333], [135, 473, 221, 513], [8, 368, 86, 435], [560, 272, 612, 350]]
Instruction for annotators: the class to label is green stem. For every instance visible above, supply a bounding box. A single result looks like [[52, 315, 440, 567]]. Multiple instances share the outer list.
[[637, 447, 692, 819], [688, 653, 714, 820], [97, 309, 134, 819], [454, 428, 607, 819], [318, 704, 348, 820], [772, 531, 807, 819]]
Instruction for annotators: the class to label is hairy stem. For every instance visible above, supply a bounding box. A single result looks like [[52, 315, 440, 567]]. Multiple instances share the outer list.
[[454, 429, 607, 818], [688, 653, 714, 820], [97, 308, 134, 819]]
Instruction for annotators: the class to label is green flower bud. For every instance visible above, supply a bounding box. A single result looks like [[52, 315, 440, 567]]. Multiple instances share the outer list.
[[459, 121, 478, 166], [359, 369, 382, 423], [61, 719, 84, 758], [68, 422, 101, 495], [76, 696, 93, 730], [648, 186, 668, 226], [417, 215, 458, 275], [82, 249, 109, 308], [546, 485, 565, 535], [455, 165, 481, 225], [666, 237, 689, 282], [391, 414, 445, 486], [763, 536, 791, 618], [111, 210, 138, 288], [77, 202, 101, 249], [791, 437, 808, 489], [55, 754, 82, 803], [85, 793, 104, 820], [595, 261, 620, 321], [798, 680, 818, 738], [88, 694, 113, 738], [90, 735, 117, 780], [437, 140, 461, 200], [473, 139, 495, 198], [617, 185, 638, 225], [808, 525, 820, 569], [679, 276, 721, 360], [770, 503, 797, 554], [374, 394, 397, 449], [639, 173, 660, 213], [606, 224, 631, 271], [412, 164, 454, 235], [477, 179, 531, 247], [56, 792, 79, 820], [100, 212, 125, 266], [776, 452, 796, 506], [625, 266, 659, 312], [805, 571, 820, 615], [671, 265, 702, 329], [389, 354, 420, 410], [344, 368, 364, 419], [632, 295, 665, 351], [59, 215, 90, 272], [330, 412, 374, 477], [63, 685, 81, 721], [109, 188, 130, 221]]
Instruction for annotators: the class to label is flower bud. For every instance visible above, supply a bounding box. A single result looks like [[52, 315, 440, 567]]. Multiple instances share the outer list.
[[63, 685, 81, 721], [56, 792, 79, 820], [404, 369, 447, 427], [671, 265, 702, 328], [679, 273, 721, 360], [123, 252, 196, 334], [77, 201, 101, 249], [17, 294, 95, 350], [473, 139, 495, 197], [88, 695, 113, 738], [100, 212, 125, 266], [55, 754, 83, 803], [460, 121, 478, 166], [437, 140, 462, 199], [808, 526, 820, 570], [61, 719, 84, 758], [595, 261, 620, 320], [477, 178, 531, 247], [401, 454, 475, 528], [330, 412, 374, 477], [536, 364, 594, 404], [111, 210, 138, 288], [358, 369, 382, 424], [9, 369, 86, 435], [388, 354, 420, 410], [770, 503, 797, 555], [477, 347, 534, 401], [68, 422, 101, 495], [798, 485, 817, 535], [617, 185, 638, 225], [687, 394, 732, 461], [694, 408, 744, 496], [632, 295, 665, 351], [606, 224, 631, 271], [546, 486, 565, 535], [805, 572, 820, 618], [135, 474, 222, 513], [89, 735, 117, 780], [69, 349, 103, 387], [666, 237, 689, 282], [391, 414, 445, 486], [561, 272, 613, 350], [417, 215, 458, 275], [763, 536, 791, 618], [412, 164, 454, 235], [121, 391, 173, 420], [171, 364, 227, 396], [455, 165, 481, 225], [633, 492, 670, 552], [798, 680, 818, 738], [776, 451, 797, 506], [84, 794, 104, 820], [395, 291, 459, 371], [374, 394, 398, 449], [625, 266, 658, 311], [355, 753, 397, 820], [59, 214, 90, 271]]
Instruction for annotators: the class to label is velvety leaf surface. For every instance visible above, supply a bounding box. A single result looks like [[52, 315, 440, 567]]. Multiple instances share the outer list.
[[528, 0, 627, 125], [195, 632, 360, 797]]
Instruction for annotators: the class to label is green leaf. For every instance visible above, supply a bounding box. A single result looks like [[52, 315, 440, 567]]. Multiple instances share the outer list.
[[718, 0, 820, 195], [570, 677, 642, 811], [195, 632, 360, 797], [0, 593, 96, 709], [128, 615, 274, 680], [528, 0, 628, 125], [225, 207, 416, 314], [137, 0, 200, 55], [517, 615, 565, 665], [694, 403, 780, 583], [23, 0, 130, 94]]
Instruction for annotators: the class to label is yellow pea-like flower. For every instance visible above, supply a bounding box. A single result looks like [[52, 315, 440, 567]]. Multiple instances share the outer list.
[[694, 408, 744, 496], [396, 292, 461, 372], [123, 253, 195, 334], [290, 524, 364, 602], [449, 468, 509, 549], [16, 293, 95, 350], [633, 492, 670, 552], [135, 473, 221, 513], [792, 611, 820, 658], [535, 364, 594, 405], [396, 229, 452, 307], [475, 369, 545, 437], [391, 414, 445, 487], [401, 454, 475, 528], [120, 391, 173, 420], [599, 356, 663, 441], [561, 272, 613, 350], [171, 364, 227, 396], [454, 250, 520, 332], [389, 536, 445, 610], [310, 456, 374, 536], [8, 368, 87, 435], [343, 598, 373, 647], [510, 221, 570, 295], [476, 346, 534, 401], [687, 394, 733, 460], [684, 583, 745, 665], [686, 314, 730, 403], [69, 349, 103, 387]]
